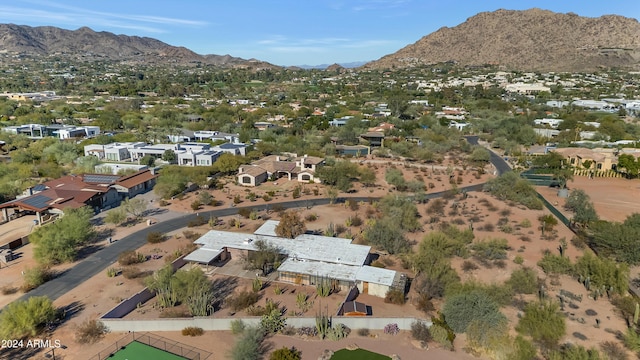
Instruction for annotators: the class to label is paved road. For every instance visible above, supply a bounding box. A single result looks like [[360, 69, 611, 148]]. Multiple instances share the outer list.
[[465, 135, 512, 175], [15, 182, 486, 304]]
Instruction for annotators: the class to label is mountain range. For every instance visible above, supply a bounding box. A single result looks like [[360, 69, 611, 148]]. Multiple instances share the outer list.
[[0, 8, 639, 72], [365, 8, 640, 72]]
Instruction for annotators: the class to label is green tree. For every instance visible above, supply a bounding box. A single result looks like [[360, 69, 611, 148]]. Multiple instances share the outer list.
[[139, 154, 156, 167], [617, 154, 639, 178], [0, 296, 57, 339], [363, 218, 410, 254], [213, 153, 247, 175], [275, 211, 306, 239], [359, 166, 376, 187], [564, 189, 598, 226], [548, 345, 602, 360], [247, 240, 285, 276], [316, 160, 359, 192], [145, 264, 178, 308], [121, 197, 147, 219], [29, 206, 95, 265], [469, 147, 491, 163], [442, 290, 507, 333], [506, 267, 539, 294], [162, 149, 177, 163], [104, 208, 127, 226], [385, 168, 407, 191], [483, 172, 543, 210], [516, 301, 566, 350]]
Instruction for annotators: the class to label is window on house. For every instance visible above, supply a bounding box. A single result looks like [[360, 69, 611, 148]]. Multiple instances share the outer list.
[[242, 176, 251, 184], [301, 174, 311, 181], [597, 163, 602, 170], [570, 158, 575, 164]]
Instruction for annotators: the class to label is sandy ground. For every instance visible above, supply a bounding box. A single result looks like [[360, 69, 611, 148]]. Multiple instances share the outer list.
[[537, 176, 640, 223], [4, 161, 637, 359]]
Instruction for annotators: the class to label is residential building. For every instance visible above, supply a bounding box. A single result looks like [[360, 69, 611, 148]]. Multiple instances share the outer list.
[[0, 169, 157, 226], [237, 154, 325, 187], [184, 220, 404, 298]]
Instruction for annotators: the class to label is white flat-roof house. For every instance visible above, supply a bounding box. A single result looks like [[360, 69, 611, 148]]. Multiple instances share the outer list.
[[534, 118, 564, 129], [184, 220, 404, 298]]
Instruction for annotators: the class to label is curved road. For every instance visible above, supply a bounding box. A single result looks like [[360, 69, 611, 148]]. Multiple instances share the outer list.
[[16, 138, 509, 305]]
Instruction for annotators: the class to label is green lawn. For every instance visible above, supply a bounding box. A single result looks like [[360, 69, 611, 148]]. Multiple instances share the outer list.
[[331, 348, 391, 360], [109, 341, 188, 360]]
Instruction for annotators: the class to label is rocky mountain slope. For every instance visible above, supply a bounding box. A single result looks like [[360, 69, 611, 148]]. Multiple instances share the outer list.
[[0, 24, 274, 68], [365, 8, 640, 72]]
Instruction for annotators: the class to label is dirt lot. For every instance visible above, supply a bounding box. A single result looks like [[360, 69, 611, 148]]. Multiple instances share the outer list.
[[537, 176, 640, 223]]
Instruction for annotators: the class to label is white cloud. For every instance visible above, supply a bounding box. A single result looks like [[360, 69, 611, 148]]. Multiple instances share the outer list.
[[0, 1, 207, 34]]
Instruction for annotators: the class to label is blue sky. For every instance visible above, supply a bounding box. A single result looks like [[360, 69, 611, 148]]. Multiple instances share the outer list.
[[1, 0, 639, 66]]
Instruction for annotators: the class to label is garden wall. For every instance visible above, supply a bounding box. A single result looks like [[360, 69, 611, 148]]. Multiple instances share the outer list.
[[101, 316, 430, 332]]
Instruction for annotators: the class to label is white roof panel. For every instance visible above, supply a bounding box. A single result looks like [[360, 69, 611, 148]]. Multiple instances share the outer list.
[[355, 266, 398, 287], [184, 248, 223, 264]]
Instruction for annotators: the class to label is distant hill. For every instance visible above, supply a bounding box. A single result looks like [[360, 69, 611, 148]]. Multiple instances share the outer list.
[[364, 8, 640, 72], [296, 61, 368, 69], [0, 24, 277, 68]]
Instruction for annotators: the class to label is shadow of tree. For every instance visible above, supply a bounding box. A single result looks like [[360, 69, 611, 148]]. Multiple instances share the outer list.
[[211, 277, 238, 312]]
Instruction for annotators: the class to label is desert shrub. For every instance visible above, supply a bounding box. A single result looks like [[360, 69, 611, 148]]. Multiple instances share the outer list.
[[537, 253, 573, 275], [411, 321, 431, 342], [262, 194, 272, 202], [187, 216, 207, 227], [297, 326, 318, 337], [1, 286, 18, 295], [384, 289, 405, 305], [600, 341, 628, 360], [471, 238, 510, 261], [182, 230, 202, 241], [238, 207, 253, 219], [430, 313, 455, 351], [513, 255, 524, 265], [517, 301, 566, 350], [228, 325, 267, 360], [462, 260, 478, 272], [350, 215, 363, 227], [146, 231, 165, 244], [442, 290, 506, 333], [426, 198, 445, 215], [304, 213, 317, 222], [506, 267, 538, 294], [357, 328, 370, 337], [269, 347, 301, 360], [181, 327, 204, 336], [22, 266, 54, 292], [106, 267, 119, 277], [383, 323, 400, 335], [481, 223, 495, 232], [75, 319, 108, 344], [227, 291, 259, 312], [118, 250, 145, 266], [574, 250, 629, 295], [499, 208, 512, 217], [281, 325, 296, 336], [190, 200, 202, 211], [122, 267, 145, 279], [159, 308, 191, 318], [260, 308, 286, 334], [230, 319, 246, 334], [416, 293, 435, 314], [483, 172, 543, 210], [520, 218, 532, 228], [548, 345, 603, 360], [624, 327, 640, 352], [327, 323, 350, 341]]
